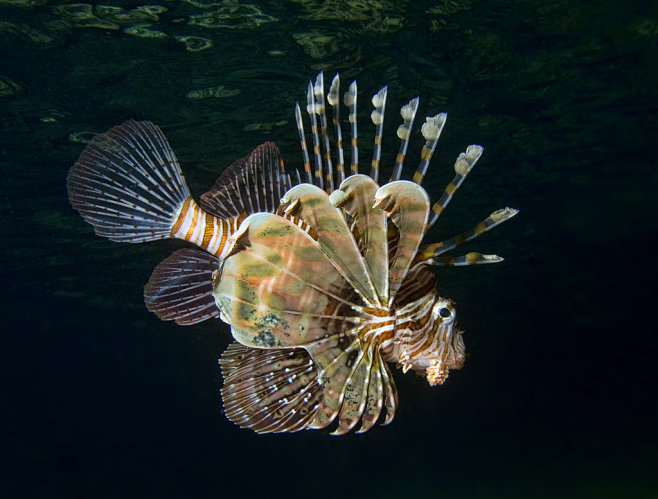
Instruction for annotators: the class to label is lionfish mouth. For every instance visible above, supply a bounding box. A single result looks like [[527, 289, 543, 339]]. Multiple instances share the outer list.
[[426, 361, 449, 386], [426, 329, 465, 386], [401, 320, 465, 387]]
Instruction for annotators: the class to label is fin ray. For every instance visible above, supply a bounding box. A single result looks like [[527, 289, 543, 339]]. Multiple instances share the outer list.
[[144, 248, 220, 325], [281, 184, 380, 305], [199, 142, 289, 218], [374, 180, 431, 305], [213, 213, 361, 348], [67, 120, 191, 243], [333, 174, 389, 304], [220, 343, 321, 433]]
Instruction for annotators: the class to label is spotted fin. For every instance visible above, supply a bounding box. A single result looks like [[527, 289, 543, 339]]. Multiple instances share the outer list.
[[331, 346, 373, 434], [305, 335, 397, 433], [213, 212, 362, 348], [338, 347, 398, 434], [220, 342, 321, 433], [144, 248, 220, 325], [67, 120, 191, 243], [199, 141, 291, 218]]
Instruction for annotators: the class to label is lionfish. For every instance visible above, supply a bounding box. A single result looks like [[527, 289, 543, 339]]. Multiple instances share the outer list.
[[67, 73, 517, 434]]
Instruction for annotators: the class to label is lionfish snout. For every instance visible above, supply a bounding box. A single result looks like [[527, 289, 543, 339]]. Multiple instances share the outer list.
[[393, 296, 466, 386], [427, 298, 466, 386]]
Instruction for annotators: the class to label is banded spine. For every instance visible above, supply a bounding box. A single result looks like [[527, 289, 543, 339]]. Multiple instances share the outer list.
[[414, 207, 518, 268], [369, 86, 388, 183], [345, 81, 358, 175], [327, 74, 345, 185], [412, 114, 447, 185], [295, 103, 313, 183], [390, 97, 419, 182], [427, 144, 483, 228], [306, 82, 324, 190], [313, 73, 335, 192]]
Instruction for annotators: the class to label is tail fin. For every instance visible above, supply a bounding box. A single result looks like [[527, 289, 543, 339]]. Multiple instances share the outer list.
[[67, 120, 191, 243]]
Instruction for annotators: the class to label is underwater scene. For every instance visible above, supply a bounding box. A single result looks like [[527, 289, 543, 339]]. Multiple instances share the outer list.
[[1, 0, 657, 497]]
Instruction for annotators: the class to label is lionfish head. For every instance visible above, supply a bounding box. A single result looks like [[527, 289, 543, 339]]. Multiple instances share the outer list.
[[399, 296, 466, 387]]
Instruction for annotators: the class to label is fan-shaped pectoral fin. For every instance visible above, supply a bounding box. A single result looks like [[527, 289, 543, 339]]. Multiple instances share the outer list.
[[212, 213, 360, 348], [303, 334, 397, 434], [305, 334, 360, 430], [374, 180, 430, 305], [357, 350, 396, 433], [219, 342, 321, 433], [280, 183, 380, 306], [331, 174, 389, 306]]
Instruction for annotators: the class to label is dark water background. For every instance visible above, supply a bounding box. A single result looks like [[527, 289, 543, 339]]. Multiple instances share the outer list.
[[1, 0, 657, 497]]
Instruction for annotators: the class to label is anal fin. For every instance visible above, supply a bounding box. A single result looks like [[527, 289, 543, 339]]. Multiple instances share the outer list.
[[144, 248, 220, 325]]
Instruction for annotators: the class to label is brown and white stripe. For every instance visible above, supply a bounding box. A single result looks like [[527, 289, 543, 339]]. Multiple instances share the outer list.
[[169, 196, 245, 257]]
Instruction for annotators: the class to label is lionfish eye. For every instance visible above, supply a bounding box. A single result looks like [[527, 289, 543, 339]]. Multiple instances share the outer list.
[[438, 307, 452, 318]]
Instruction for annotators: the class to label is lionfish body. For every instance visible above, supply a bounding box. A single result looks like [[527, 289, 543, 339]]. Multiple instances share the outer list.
[[67, 73, 517, 434]]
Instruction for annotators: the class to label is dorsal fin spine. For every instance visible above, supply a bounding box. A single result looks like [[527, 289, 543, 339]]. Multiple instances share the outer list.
[[306, 82, 324, 190], [427, 144, 483, 229], [412, 113, 447, 185], [314, 72, 335, 192], [328, 74, 345, 185], [369, 86, 387, 183], [390, 97, 420, 182], [344, 81, 359, 175], [294, 103, 313, 183], [415, 207, 518, 266]]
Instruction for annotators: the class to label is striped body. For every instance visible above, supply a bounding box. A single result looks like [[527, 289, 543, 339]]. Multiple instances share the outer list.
[[169, 196, 243, 257]]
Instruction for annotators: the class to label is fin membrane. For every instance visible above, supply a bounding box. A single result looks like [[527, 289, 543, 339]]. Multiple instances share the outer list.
[[67, 120, 191, 243], [332, 174, 389, 305], [220, 342, 321, 433], [144, 248, 220, 325], [281, 183, 379, 306], [213, 212, 361, 348], [306, 335, 398, 433], [200, 141, 291, 218], [374, 180, 430, 305]]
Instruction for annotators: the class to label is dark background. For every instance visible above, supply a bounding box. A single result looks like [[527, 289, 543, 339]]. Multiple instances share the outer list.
[[1, 1, 656, 497]]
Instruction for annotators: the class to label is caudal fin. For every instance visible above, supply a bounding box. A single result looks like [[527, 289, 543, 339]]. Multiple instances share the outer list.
[[67, 120, 191, 243]]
